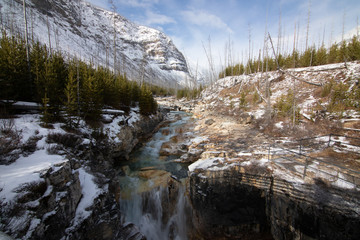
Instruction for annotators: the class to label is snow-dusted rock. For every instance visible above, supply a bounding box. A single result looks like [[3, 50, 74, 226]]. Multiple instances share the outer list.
[[1, 0, 191, 87]]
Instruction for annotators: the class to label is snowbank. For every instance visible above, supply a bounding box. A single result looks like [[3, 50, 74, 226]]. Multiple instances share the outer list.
[[0, 150, 66, 203]]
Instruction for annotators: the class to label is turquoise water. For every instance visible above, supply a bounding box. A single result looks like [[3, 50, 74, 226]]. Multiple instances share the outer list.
[[119, 111, 193, 240]]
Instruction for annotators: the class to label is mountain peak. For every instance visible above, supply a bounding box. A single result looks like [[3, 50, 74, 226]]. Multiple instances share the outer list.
[[1, 0, 191, 87]]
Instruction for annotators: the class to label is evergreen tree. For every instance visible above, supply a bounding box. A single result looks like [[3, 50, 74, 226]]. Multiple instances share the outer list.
[[130, 81, 141, 106], [0, 32, 32, 103], [46, 52, 68, 118], [348, 36, 360, 61], [315, 45, 328, 66], [139, 85, 157, 115], [81, 74, 103, 121], [328, 43, 338, 64], [337, 40, 348, 63], [41, 91, 53, 127], [64, 62, 78, 127]]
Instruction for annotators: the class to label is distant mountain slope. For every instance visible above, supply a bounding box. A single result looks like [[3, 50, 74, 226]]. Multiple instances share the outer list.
[[0, 0, 191, 87]]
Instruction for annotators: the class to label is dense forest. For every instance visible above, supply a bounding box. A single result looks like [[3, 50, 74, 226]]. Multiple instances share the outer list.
[[0, 32, 158, 127], [219, 35, 360, 78]]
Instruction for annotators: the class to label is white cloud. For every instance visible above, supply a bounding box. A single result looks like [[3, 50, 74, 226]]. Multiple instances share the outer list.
[[145, 10, 176, 26], [181, 9, 233, 34]]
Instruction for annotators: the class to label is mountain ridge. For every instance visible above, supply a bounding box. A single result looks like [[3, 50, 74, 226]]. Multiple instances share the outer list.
[[0, 0, 191, 87]]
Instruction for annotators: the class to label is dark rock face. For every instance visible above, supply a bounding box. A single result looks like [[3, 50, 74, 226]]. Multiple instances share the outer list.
[[0, 112, 164, 240], [269, 189, 360, 240], [190, 168, 272, 239], [190, 167, 360, 240]]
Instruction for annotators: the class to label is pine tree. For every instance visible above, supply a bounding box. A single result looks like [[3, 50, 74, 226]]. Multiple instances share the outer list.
[[337, 40, 348, 63], [46, 52, 67, 118], [348, 36, 360, 61], [81, 74, 103, 121], [41, 91, 53, 127], [64, 63, 78, 127], [139, 85, 157, 115], [31, 41, 49, 102], [328, 43, 338, 64], [315, 44, 327, 66], [0, 33, 32, 103]]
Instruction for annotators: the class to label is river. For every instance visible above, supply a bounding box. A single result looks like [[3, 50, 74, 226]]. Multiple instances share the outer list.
[[118, 111, 194, 240]]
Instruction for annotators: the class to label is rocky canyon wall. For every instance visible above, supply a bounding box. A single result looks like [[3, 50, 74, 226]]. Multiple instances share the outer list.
[[189, 165, 360, 240]]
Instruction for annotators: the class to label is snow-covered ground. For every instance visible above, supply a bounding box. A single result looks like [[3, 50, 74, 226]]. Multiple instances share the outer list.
[[190, 62, 360, 192], [0, 107, 143, 234]]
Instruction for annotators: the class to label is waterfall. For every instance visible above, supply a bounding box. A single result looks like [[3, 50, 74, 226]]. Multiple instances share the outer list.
[[120, 184, 191, 240], [118, 111, 194, 239]]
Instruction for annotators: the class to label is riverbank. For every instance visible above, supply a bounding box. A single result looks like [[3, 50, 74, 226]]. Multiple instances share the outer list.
[[0, 107, 164, 239]]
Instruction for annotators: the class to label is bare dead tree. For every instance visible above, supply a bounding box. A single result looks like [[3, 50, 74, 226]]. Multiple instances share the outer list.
[[109, 0, 117, 74], [342, 10, 346, 42], [257, 49, 261, 73], [194, 60, 198, 89], [357, 16, 359, 38], [202, 36, 216, 86], [248, 24, 252, 74], [305, 0, 311, 50], [277, 7, 282, 56], [140, 52, 146, 86], [228, 36, 234, 76], [76, 57, 80, 124], [22, 0, 30, 67], [264, 37, 271, 121], [269, 32, 322, 87], [296, 21, 300, 52], [262, 7, 269, 73], [46, 15, 52, 53], [30, 7, 34, 42], [293, 21, 297, 68]]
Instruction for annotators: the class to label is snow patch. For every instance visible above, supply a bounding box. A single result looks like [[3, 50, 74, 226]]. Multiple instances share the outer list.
[[0, 150, 66, 203], [71, 168, 104, 227], [275, 121, 284, 128]]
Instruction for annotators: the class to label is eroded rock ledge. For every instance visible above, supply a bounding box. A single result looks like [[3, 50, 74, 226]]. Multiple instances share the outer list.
[[190, 165, 360, 240]]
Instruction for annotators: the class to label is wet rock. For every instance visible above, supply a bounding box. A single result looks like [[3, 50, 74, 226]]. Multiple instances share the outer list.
[[170, 135, 178, 143], [178, 148, 203, 163], [137, 169, 172, 192], [117, 223, 146, 240], [161, 128, 171, 136], [121, 165, 131, 176], [159, 141, 186, 156], [205, 119, 215, 125], [200, 150, 226, 159]]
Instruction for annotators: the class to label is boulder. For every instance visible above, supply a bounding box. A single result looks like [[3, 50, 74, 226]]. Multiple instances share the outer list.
[[205, 119, 215, 125]]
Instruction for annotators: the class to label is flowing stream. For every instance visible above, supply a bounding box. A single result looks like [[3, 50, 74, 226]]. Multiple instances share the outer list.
[[119, 111, 193, 240]]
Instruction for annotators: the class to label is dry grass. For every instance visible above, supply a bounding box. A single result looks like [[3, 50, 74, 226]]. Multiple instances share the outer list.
[[309, 147, 360, 171]]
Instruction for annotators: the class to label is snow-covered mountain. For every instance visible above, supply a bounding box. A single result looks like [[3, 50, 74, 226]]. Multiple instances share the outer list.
[[0, 0, 191, 87]]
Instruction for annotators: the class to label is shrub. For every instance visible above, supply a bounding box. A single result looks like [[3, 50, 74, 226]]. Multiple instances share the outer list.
[[0, 119, 22, 164], [239, 91, 247, 108], [22, 135, 42, 156], [46, 132, 82, 148], [321, 80, 334, 98], [274, 90, 300, 122], [14, 181, 47, 204]]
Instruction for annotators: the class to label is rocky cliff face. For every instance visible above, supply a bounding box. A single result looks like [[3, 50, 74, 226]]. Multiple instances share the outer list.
[[1, 0, 190, 87], [189, 165, 360, 240], [0, 111, 164, 240], [1, 161, 82, 239]]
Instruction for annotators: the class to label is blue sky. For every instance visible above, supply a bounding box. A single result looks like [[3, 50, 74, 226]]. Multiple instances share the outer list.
[[88, 0, 360, 71]]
